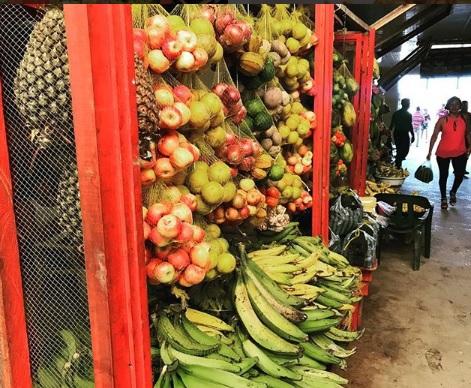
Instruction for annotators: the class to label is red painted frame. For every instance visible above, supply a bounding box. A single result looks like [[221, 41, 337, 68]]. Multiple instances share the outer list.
[[312, 5, 334, 242], [0, 82, 32, 388], [334, 31, 375, 196], [64, 4, 151, 388]]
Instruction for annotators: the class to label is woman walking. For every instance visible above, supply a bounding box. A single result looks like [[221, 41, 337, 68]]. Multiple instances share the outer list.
[[427, 96, 471, 209]]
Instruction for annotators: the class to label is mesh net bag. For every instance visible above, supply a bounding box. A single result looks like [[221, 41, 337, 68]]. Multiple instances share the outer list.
[[254, 5, 274, 42], [132, 4, 169, 29]]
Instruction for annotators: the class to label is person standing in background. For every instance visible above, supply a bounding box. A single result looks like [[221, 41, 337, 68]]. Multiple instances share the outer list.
[[412, 106, 425, 147], [461, 101, 471, 177], [437, 103, 448, 118], [422, 108, 431, 142], [390, 98, 415, 168], [427, 96, 471, 209]]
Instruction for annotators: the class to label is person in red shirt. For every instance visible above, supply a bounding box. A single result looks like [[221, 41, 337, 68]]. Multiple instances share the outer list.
[[427, 96, 471, 209]]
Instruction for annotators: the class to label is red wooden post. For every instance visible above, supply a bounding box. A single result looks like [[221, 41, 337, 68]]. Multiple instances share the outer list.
[[312, 4, 334, 242], [0, 82, 32, 387], [64, 4, 151, 388]]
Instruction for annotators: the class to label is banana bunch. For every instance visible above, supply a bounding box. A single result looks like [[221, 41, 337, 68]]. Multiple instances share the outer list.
[[256, 221, 301, 245], [365, 179, 397, 195]]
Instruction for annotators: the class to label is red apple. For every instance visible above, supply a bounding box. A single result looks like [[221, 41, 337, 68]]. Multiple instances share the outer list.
[[181, 240, 196, 254], [162, 38, 183, 61], [141, 168, 156, 186], [139, 157, 155, 170], [192, 225, 206, 243], [251, 141, 261, 156], [246, 189, 260, 206], [171, 203, 193, 224], [142, 206, 148, 219], [147, 26, 168, 50], [190, 242, 210, 270], [221, 24, 245, 47], [173, 102, 191, 125], [144, 221, 151, 240], [145, 15, 170, 31], [146, 258, 163, 279], [173, 85, 193, 104], [178, 275, 193, 287], [183, 264, 206, 285], [147, 49, 170, 73], [239, 156, 255, 172], [180, 142, 200, 161], [175, 51, 196, 72], [167, 248, 190, 271], [157, 133, 180, 157], [225, 144, 243, 165], [154, 85, 174, 107], [144, 247, 153, 264], [222, 86, 241, 104], [148, 227, 170, 247], [232, 193, 246, 209], [215, 13, 233, 34], [212, 83, 227, 97], [146, 202, 171, 226], [176, 222, 195, 243], [133, 38, 148, 60], [239, 138, 253, 156], [159, 106, 183, 130], [239, 206, 250, 219], [154, 244, 172, 260], [134, 28, 148, 44], [154, 261, 176, 284], [176, 30, 197, 51], [154, 158, 176, 179], [156, 214, 181, 240], [193, 47, 208, 68], [181, 193, 197, 211], [170, 147, 194, 170]]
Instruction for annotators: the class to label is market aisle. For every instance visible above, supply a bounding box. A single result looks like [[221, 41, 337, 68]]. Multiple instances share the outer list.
[[346, 143, 471, 388]]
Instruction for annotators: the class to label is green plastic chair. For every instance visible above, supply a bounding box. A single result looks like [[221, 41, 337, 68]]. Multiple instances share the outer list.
[[375, 194, 433, 271]]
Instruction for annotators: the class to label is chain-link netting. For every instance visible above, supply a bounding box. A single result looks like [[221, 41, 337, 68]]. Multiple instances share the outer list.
[[0, 5, 93, 386]]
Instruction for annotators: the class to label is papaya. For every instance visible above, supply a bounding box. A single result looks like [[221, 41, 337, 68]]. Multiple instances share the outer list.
[[342, 102, 356, 127]]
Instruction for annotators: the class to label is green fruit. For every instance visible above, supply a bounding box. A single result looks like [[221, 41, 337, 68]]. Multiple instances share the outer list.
[[201, 93, 223, 117], [216, 238, 229, 252], [255, 112, 273, 131], [269, 165, 284, 181], [217, 253, 236, 274], [246, 99, 265, 116], [206, 126, 227, 148], [292, 176, 303, 188], [279, 125, 291, 139], [280, 20, 292, 35], [196, 34, 217, 57], [244, 75, 264, 91], [282, 187, 293, 198], [222, 181, 237, 202], [206, 224, 221, 240], [286, 63, 298, 78], [189, 101, 211, 129], [286, 115, 300, 130], [177, 185, 190, 195], [297, 121, 310, 137], [208, 161, 231, 184], [190, 18, 215, 36], [291, 102, 304, 115], [194, 161, 209, 171], [284, 174, 294, 186], [292, 22, 307, 40], [277, 179, 287, 191], [292, 187, 302, 199], [287, 131, 299, 144], [167, 15, 186, 33], [195, 195, 212, 215], [209, 239, 223, 255], [161, 186, 182, 203], [240, 178, 255, 191], [259, 58, 275, 82], [272, 21, 282, 37], [188, 169, 209, 194], [205, 268, 218, 280], [243, 116, 254, 130], [202, 182, 224, 205], [286, 38, 300, 54]]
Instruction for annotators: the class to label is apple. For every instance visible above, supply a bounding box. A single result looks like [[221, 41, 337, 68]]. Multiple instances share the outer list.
[[162, 38, 183, 61], [193, 47, 208, 68], [145, 15, 170, 31], [181, 193, 197, 211], [221, 24, 245, 47], [167, 248, 190, 271], [225, 144, 243, 165], [148, 227, 170, 247], [239, 138, 253, 157], [134, 28, 148, 44], [190, 242, 210, 270], [176, 30, 198, 51], [239, 206, 250, 219], [183, 264, 206, 285], [216, 253, 236, 274], [225, 207, 240, 221], [154, 261, 176, 284], [141, 168, 156, 186], [144, 248, 153, 264], [146, 202, 171, 226], [146, 258, 163, 279], [231, 194, 245, 209], [191, 225, 206, 243], [175, 51, 196, 72], [173, 85, 193, 104], [147, 26, 168, 50], [173, 102, 191, 125], [159, 106, 183, 130], [133, 36, 148, 60], [178, 275, 194, 287], [142, 206, 148, 219], [179, 142, 200, 162], [170, 147, 194, 170], [154, 85, 174, 107], [139, 157, 155, 170], [157, 133, 180, 157], [154, 158, 176, 179], [144, 222, 151, 240], [171, 203, 193, 224], [176, 222, 194, 243], [157, 214, 181, 239], [147, 49, 170, 73]]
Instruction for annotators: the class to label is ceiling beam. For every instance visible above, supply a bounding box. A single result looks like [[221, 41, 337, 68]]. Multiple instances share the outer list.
[[370, 4, 416, 30], [336, 5, 370, 31]]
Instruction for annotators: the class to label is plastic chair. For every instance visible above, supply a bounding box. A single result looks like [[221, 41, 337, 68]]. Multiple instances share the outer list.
[[375, 193, 433, 271]]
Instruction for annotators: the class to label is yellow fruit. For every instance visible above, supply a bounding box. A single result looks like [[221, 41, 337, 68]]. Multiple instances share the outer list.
[[190, 18, 215, 36], [271, 21, 282, 37], [280, 20, 292, 35], [206, 224, 221, 240], [194, 161, 209, 171], [291, 101, 304, 115], [292, 22, 307, 40], [288, 131, 299, 145], [222, 181, 237, 202], [202, 181, 224, 205], [239, 52, 264, 76], [196, 195, 212, 215], [286, 115, 300, 130], [210, 110, 225, 127], [197, 34, 217, 57], [284, 173, 294, 186], [205, 269, 218, 280], [217, 253, 236, 274], [189, 101, 211, 129], [286, 63, 299, 78], [282, 186, 293, 198], [286, 37, 300, 54], [279, 125, 291, 139], [201, 93, 223, 117], [284, 77, 299, 87], [295, 137, 303, 147], [206, 126, 227, 148], [209, 42, 224, 64], [292, 187, 302, 199], [208, 161, 232, 184]]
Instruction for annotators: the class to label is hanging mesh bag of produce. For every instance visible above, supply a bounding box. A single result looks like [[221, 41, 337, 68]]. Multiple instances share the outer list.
[[414, 160, 433, 183], [329, 190, 364, 238], [342, 217, 379, 269]]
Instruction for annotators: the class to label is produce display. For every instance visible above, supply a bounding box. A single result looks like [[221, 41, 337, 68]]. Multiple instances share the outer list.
[[131, 4, 367, 387]]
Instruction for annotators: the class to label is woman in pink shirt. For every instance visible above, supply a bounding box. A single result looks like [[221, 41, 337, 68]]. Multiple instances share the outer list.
[[427, 96, 471, 209]]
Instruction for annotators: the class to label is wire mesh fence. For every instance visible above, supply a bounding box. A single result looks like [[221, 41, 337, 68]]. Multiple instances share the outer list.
[[0, 5, 93, 386]]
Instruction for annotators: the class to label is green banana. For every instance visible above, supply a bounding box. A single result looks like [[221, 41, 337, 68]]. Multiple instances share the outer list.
[[248, 245, 287, 258], [229, 331, 246, 360], [316, 294, 344, 309], [234, 275, 300, 356], [157, 314, 217, 356], [181, 315, 221, 347], [251, 374, 293, 388], [325, 327, 364, 342], [253, 253, 299, 266], [185, 308, 234, 332], [319, 286, 353, 304], [159, 341, 178, 372], [171, 373, 185, 388], [295, 354, 327, 370], [242, 339, 301, 381], [195, 325, 234, 345], [218, 343, 242, 362], [180, 364, 266, 388], [300, 342, 343, 366], [206, 353, 232, 362], [311, 334, 356, 358], [168, 346, 241, 373], [297, 317, 342, 333], [237, 356, 259, 375], [177, 368, 225, 388], [288, 266, 317, 285], [302, 308, 336, 321], [244, 274, 308, 343], [259, 263, 301, 274], [293, 375, 343, 388], [264, 271, 293, 284], [245, 258, 305, 307], [292, 366, 348, 385], [317, 280, 353, 295]]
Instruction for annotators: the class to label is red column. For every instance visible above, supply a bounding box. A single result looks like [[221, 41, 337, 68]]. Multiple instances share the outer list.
[[312, 5, 334, 242], [0, 82, 32, 388], [64, 4, 151, 388]]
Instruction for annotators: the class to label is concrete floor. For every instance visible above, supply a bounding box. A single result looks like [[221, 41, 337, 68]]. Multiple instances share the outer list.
[[346, 142, 471, 387]]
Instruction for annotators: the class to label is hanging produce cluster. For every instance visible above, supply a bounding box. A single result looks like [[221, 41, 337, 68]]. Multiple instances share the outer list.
[[131, 4, 364, 387]]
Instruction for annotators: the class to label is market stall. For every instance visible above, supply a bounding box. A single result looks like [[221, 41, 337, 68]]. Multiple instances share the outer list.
[[0, 4, 376, 387]]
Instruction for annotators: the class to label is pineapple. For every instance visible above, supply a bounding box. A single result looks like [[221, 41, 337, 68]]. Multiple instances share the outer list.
[[56, 162, 83, 245], [14, 8, 72, 148], [134, 54, 159, 160]]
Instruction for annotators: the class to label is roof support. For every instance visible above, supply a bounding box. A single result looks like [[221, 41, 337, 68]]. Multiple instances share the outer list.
[[370, 4, 416, 30], [336, 5, 370, 31]]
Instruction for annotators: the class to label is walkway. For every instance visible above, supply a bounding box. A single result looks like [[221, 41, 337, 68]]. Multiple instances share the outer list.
[[346, 142, 471, 387]]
